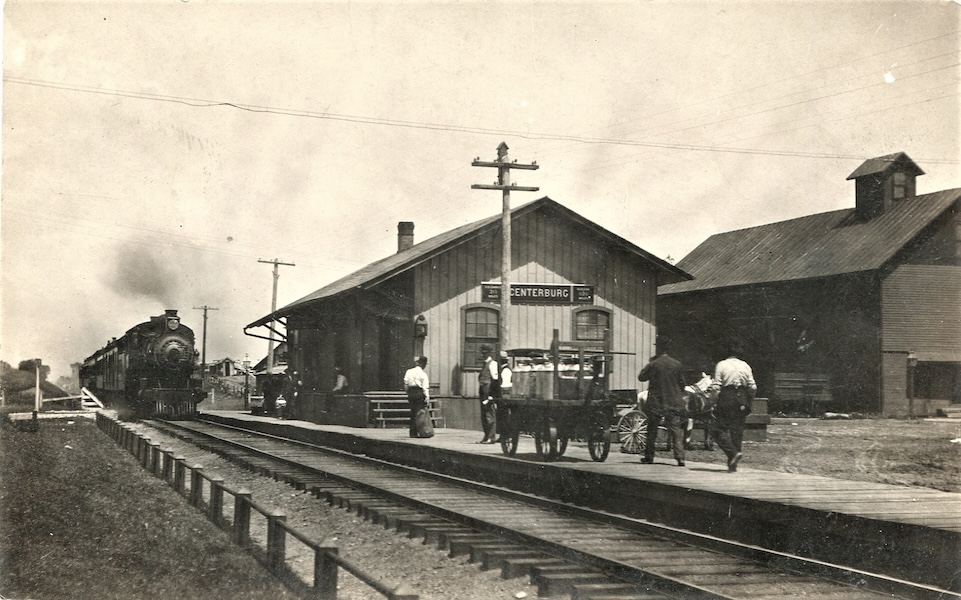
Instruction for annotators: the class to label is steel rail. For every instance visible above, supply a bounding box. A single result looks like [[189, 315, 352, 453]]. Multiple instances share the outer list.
[[150, 418, 958, 600]]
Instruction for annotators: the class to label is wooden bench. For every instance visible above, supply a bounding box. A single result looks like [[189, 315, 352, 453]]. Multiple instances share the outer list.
[[364, 390, 444, 429], [774, 372, 832, 415]]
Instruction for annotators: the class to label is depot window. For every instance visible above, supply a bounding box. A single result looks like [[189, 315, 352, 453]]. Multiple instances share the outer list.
[[463, 304, 500, 370], [573, 307, 611, 342]]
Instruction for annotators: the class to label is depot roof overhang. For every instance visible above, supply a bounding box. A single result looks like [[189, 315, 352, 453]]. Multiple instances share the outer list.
[[245, 197, 692, 332]]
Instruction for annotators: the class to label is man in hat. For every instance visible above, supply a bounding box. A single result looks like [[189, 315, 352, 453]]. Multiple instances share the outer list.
[[403, 355, 434, 438], [477, 345, 498, 443], [638, 335, 688, 466]]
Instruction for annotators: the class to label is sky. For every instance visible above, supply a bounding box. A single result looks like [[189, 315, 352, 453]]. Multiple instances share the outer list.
[[2, 1, 959, 381]]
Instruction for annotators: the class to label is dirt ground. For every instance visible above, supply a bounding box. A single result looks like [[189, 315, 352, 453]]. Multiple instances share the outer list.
[[681, 416, 961, 493]]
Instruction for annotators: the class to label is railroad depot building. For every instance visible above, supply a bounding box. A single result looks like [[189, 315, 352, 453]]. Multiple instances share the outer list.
[[246, 197, 691, 427], [658, 153, 961, 417]]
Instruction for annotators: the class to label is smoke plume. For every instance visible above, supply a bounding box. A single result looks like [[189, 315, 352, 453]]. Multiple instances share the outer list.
[[112, 246, 178, 304]]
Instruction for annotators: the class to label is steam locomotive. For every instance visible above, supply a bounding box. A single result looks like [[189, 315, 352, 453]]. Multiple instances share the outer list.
[[79, 309, 206, 418]]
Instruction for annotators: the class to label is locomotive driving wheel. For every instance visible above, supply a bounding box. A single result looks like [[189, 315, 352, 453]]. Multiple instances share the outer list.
[[534, 417, 560, 461], [616, 409, 648, 454], [588, 409, 612, 462]]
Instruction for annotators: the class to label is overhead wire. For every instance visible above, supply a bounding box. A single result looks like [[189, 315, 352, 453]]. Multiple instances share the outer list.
[[5, 29, 958, 271], [578, 81, 961, 176], [528, 30, 961, 161], [2, 204, 369, 273], [6, 74, 956, 165]]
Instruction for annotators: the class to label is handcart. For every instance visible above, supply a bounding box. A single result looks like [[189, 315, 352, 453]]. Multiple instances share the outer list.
[[496, 331, 628, 462]]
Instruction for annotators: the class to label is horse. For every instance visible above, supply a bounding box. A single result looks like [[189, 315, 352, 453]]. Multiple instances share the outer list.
[[682, 372, 718, 450]]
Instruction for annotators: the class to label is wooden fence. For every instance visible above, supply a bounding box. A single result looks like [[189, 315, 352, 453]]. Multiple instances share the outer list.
[[95, 412, 417, 600]]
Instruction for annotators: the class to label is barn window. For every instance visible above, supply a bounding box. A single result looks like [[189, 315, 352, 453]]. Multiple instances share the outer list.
[[893, 171, 907, 200], [463, 305, 500, 370], [573, 307, 611, 343]]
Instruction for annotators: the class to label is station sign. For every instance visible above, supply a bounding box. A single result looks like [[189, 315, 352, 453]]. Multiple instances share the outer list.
[[481, 283, 595, 305]]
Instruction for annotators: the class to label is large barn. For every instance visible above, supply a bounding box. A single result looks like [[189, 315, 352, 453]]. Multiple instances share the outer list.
[[245, 197, 691, 427], [658, 153, 961, 416]]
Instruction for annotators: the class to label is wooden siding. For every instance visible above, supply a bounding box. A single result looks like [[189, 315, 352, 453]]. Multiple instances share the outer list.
[[881, 264, 961, 360], [414, 209, 656, 397]]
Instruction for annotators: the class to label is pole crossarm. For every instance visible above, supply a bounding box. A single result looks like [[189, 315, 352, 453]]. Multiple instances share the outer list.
[[470, 184, 540, 191], [471, 159, 540, 170]]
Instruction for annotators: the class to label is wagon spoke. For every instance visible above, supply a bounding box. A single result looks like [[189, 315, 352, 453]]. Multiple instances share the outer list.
[[617, 410, 647, 454]]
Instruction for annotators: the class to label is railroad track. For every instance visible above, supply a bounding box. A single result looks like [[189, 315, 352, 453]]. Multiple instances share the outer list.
[[144, 418, 956, 600]]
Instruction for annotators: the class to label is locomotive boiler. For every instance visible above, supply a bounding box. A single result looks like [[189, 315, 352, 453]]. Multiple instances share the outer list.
[[79, 309, 206, 418]]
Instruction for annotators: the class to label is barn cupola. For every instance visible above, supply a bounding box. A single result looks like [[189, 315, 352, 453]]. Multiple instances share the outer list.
[[846, 152, 924, 221]]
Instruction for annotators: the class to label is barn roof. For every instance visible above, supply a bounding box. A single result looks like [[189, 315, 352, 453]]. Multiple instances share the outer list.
[[659, 187, 961, 296], [247, 197, 690, 328], [846, 151, 925, 180]]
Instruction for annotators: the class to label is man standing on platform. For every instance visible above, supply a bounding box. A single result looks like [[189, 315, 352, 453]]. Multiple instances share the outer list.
[[404, 356, 434, 439], [477, 345, 498, 444], [710, 341, 756, 472], [638, 336, 688, 467]]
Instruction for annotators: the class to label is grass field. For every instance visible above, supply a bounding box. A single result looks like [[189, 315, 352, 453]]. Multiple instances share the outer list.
[[0, 415, 296, 600]]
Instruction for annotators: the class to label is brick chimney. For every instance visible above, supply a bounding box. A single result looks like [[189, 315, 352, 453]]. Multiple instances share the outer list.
[[397, 221, 415, 253]]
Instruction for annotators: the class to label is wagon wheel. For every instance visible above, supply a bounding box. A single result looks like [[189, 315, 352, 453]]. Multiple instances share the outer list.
[[534, 417, 560, 461], [498, 407, 520, 457], [617, 409, 648, 454], [554, 421, 571, 457], [500, 431, 520, 456], [588, 410, 612, 462]]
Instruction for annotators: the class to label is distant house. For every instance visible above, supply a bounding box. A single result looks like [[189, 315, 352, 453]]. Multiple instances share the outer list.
[[251, 342, 288, 376], [659, 153, 961, 416], [206, 357, 237, 377]]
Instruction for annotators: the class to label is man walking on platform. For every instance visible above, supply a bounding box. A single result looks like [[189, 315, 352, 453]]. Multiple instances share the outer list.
[[710, 341, 756, 472], [638, 336, 688, 467]]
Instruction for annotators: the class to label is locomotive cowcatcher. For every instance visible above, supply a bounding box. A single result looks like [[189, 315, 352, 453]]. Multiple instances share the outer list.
[[79, 309, 206, 419]]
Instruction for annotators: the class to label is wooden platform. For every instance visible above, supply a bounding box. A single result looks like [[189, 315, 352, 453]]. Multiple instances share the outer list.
[[200, 410, 961, 592]]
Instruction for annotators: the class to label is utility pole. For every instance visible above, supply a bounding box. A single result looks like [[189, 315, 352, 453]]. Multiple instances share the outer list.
[[258, 258, 295, 373], [471, 142, 539, 350], [192, 305, 219, 376], [34, 359, 42, 415]]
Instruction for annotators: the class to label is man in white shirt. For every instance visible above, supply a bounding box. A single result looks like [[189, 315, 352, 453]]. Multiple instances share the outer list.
[[709, 342, 757, 472], [477, 345, 498, 443], [403, 355, 434, 438]]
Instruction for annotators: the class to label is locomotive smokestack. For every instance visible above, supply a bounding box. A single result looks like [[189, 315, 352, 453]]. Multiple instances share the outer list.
[[397, 222, 414, 253], [165, 309, 178, 317]]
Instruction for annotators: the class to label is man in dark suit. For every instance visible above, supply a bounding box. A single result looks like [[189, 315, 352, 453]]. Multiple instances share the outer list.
[[638, 336, 688, 466]]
